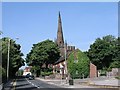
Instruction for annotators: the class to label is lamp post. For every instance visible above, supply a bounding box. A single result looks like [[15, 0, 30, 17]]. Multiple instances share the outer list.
[[0, 31, 3, 73], [7, 38, 10, 81], [59, 63, 63, 85], [0, 31, 2, 64], [64, 42, 68, 83], [0, 31, 2, 88], [7, 38, 19, 81]]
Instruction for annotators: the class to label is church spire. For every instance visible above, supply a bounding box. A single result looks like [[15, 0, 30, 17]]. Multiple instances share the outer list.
[[57, 11, 64, 47]]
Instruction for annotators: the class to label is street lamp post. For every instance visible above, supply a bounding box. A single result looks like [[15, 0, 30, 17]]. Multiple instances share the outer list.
[[60, 63, 63, 85], [7, 38, 19, 81], [0, 31, 3, 61], [64, 43, 68, 83], [0, 31, 2, 88], [0, 31, 3, 53], [7, 38, 10, 81]]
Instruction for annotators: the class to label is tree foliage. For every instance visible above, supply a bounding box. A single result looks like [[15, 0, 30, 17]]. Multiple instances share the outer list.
[[87, 35, 120, 70], [1, 37, 25, 78], [0, 66, 6, 83], [67, 49, 90, 79], [17, 69, 24, 76], [26, 39, 60, 76]]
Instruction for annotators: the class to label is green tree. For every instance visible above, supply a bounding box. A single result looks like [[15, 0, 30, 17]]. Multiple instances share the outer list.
[[1, 37, 25, 78], [0, 66, 6, 83], [109, 37, 120, 69], [17, 69, 24, 76], [26, 39, 60, 76], [87, 35, 120, 70], [67, 49, 90, 79]]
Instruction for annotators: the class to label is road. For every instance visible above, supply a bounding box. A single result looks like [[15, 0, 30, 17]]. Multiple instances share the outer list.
[[3, 76, 119, 90], [4, 76, 62, 90]]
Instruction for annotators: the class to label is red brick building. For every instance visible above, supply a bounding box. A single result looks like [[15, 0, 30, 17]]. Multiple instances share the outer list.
[[90, 62, 97, 78]]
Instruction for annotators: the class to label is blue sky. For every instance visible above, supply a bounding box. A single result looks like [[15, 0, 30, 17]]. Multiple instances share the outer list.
[[2, 2, 118, 63]]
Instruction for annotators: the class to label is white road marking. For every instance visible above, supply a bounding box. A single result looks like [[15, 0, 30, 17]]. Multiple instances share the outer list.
[[13, 81, 16, 86], [37, 86, 40, 88], [13, 79, 17, 90], [34, 85, 37, 87], [10, 82, 13, 85], [26, 78, 42, 88], [32, 83, 34, 86]]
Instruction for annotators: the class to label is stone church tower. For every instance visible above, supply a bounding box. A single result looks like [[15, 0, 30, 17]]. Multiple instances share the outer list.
[[56, 12, 65, 57]]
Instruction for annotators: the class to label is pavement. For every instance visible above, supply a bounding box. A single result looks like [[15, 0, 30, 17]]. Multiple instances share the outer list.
[[2, 76, 120, 90], [36, 76, 120, 89], [36, 78, 96, 88], [89, 77, 120, 87], [2, 79, 15, 90]]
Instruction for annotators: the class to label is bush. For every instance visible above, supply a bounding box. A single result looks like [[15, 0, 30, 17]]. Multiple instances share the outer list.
[[67, 49, 90, 79], [109, 61, 120, 69], [41, 71, 53, 76], [41, 68, 53, 76], [100, 69, 107, 76], [115, 76, 120, 80], [17, 69, 24, 76], [0, 66, 6, 83]]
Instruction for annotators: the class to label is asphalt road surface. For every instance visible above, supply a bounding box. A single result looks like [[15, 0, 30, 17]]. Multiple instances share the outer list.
[[3, 76, 119, 90]]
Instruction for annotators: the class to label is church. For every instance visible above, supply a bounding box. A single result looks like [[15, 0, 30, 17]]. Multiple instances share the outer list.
[[52, 12, 98, 79], [53, 12, 76, 78]]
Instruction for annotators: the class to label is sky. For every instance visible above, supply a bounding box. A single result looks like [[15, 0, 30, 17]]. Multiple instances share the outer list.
[[2, 2, 118, 68]]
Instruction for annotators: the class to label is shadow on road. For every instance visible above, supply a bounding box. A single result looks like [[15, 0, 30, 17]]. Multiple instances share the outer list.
[[15, 83, 30, 88], [15, 87, 38, 90], [15, 88, 120, 90], [17, 79, 26, 82]]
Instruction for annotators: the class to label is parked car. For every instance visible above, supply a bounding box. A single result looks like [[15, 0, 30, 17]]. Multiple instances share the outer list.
[[25, 73, 35, 80], [28, 75, 35, 80], [26, 74, 31, 78]]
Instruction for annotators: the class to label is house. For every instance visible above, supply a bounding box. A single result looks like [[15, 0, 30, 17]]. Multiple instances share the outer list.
[[23, 66, 32, 76]]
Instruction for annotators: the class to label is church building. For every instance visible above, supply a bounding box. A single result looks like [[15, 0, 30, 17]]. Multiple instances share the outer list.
[[53, 12, 75, 78]]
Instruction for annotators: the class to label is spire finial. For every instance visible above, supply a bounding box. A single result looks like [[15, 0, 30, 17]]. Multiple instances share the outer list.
[[59, 11, 60, 17], [58, 11, 61, 23]]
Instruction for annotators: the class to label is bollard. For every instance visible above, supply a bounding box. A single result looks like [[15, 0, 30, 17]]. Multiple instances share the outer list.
[[69, 79, 74, 85]]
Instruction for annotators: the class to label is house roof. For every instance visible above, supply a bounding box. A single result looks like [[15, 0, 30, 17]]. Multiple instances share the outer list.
[[54, 52, 71, 65], [54, 56, 65, 64], [54, 49, 78, 65]]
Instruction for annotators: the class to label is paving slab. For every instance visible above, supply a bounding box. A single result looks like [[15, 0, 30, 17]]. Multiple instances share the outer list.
[[36, 77, 120, 89]]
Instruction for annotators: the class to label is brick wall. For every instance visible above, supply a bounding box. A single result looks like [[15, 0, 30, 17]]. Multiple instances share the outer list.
[[90, 63, 97, 78]]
